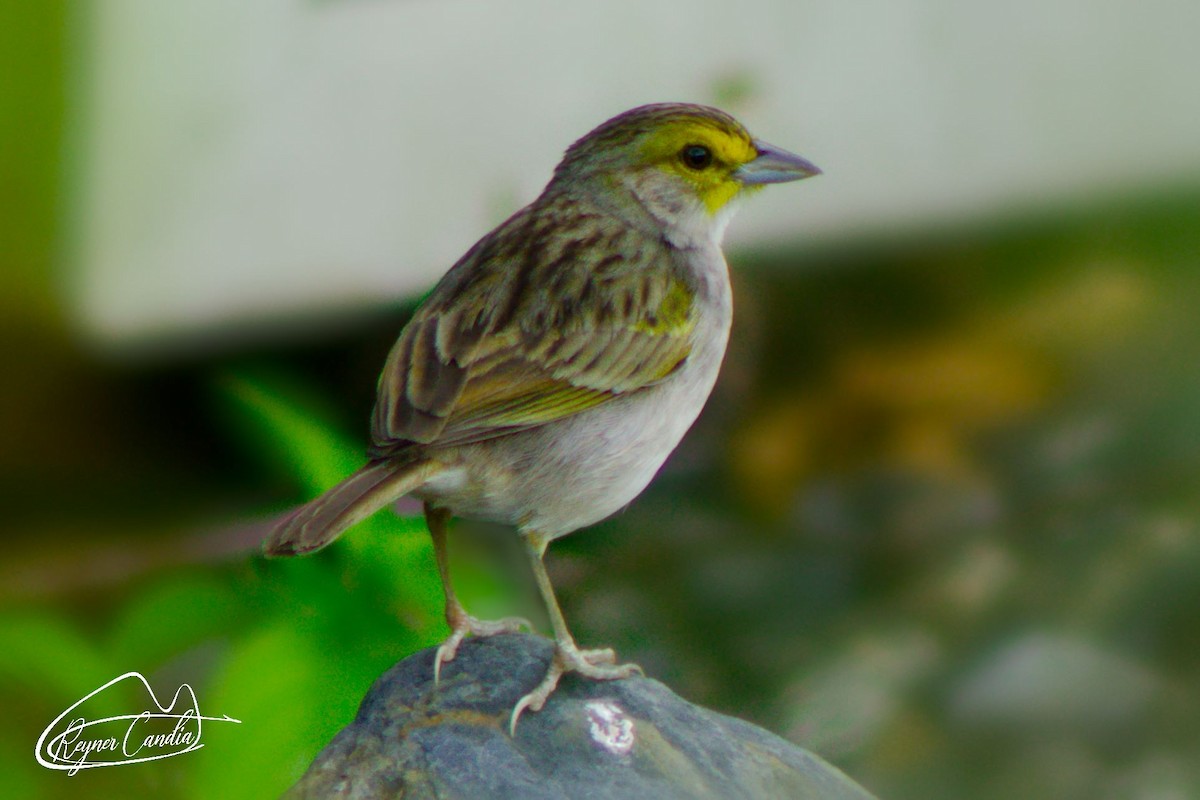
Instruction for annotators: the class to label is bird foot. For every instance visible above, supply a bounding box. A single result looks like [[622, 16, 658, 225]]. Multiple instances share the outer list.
[[434, 613, 532, 685], [509, 642, 642, 735]]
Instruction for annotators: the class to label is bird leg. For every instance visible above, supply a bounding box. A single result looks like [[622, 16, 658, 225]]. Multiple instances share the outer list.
[[510, 530, 642, 734], [425, 503, 531, 684]]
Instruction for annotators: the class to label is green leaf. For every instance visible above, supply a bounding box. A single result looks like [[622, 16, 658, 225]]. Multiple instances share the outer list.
[[0, 613, 114, 716], [0, 748, 41, 800], [188, 624, 336, 800], [213, 368, 361, 497], [107, 573, 244, 670]]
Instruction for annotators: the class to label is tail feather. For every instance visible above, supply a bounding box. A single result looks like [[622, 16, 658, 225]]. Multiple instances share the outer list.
[[263, 459, 436, 557]]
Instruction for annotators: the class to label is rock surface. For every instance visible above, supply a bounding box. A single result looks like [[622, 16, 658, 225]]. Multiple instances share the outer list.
[[285, 633, 875, 800]]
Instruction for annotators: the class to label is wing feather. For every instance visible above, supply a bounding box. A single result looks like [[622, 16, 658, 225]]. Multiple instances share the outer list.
[[369, 197, 695, 456]]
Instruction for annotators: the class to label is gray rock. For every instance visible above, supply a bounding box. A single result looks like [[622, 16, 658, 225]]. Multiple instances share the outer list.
[[285, 633, 875, 799]]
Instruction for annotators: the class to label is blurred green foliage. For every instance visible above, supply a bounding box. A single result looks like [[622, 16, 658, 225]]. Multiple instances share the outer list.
[[0, 0, 65, 324], [0, 370, 459, 799]]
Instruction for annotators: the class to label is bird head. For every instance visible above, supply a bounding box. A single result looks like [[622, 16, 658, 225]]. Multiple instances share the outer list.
[[553, 103, 820, 247]]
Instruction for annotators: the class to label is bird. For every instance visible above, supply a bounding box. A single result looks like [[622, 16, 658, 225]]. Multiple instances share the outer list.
[[263, 102, 820, 733]]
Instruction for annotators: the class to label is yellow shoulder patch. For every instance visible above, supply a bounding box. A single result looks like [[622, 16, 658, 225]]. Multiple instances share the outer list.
[[635, 279, 694, 336]]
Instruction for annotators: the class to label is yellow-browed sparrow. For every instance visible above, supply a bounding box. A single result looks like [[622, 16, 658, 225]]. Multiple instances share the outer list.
[[264, 103, 819, 732]]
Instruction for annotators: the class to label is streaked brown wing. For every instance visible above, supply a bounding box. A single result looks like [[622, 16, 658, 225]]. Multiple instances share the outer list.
[[369, 199, 695, 453]]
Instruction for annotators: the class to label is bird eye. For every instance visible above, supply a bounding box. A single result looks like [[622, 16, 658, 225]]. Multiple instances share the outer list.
[[680, 144, 713, 170]]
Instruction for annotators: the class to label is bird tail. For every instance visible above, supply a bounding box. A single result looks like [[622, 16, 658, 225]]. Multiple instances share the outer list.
[[263, 458, 437, 557]]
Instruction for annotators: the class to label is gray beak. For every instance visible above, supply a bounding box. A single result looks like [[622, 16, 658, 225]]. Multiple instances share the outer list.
[[734, 139, 822, 185]]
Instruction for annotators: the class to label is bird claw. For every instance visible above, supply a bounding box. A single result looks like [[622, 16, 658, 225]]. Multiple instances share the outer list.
[[509, 643, 641, 735], [433, 614, 532, 685]]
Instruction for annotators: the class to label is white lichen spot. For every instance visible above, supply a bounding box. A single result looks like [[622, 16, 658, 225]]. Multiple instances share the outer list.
[[585, 700, 635, 756]]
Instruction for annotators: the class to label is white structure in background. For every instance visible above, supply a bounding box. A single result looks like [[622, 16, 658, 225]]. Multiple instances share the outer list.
[[72, 0, 1200, 353]]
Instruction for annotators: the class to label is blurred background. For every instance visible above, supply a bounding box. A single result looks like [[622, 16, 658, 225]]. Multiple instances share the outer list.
[[5, 1, 1200, 797]]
